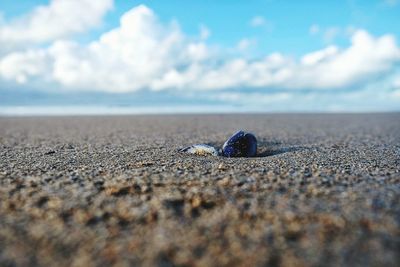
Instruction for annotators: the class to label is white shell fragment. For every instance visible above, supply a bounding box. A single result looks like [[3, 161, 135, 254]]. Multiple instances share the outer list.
[[179, 144, 219, 156]]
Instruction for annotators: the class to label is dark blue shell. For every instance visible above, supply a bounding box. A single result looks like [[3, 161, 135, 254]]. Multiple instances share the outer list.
[[222, 130, 257, 157]]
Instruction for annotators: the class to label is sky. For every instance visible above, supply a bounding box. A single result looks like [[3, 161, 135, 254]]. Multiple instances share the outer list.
[[0, 0, 400, 114]]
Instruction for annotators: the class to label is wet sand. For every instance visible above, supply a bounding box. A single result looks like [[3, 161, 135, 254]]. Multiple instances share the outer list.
[[0, 114, 399, 266]]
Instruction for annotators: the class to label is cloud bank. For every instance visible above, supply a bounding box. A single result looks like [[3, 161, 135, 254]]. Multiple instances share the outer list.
[[0, 0, 113, 45], [0, 2, 399, 110]]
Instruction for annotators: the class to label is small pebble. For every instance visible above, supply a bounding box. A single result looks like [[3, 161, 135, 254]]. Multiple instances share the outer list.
[[222, 130, 257, 157]]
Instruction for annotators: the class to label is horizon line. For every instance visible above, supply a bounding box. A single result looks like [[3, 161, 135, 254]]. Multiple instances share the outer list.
[[0, 105, 399, 116]]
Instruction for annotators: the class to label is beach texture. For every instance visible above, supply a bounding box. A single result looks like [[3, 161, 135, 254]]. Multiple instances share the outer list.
[[0, 114, 399, 267]]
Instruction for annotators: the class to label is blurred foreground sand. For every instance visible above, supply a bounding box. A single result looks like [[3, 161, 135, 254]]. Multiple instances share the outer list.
[[0, 114, 399, 266]]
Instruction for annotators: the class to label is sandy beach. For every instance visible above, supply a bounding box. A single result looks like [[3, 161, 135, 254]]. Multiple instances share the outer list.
[[0, 114, 399, 266]]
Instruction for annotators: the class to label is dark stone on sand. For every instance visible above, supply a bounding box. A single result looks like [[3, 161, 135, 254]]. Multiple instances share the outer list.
[[222, 130, 257, 157]]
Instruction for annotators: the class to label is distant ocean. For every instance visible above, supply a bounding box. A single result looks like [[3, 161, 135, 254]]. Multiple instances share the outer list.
[[1, 89, 399, 115], [0, 105, 241, 116], [0, 89, 240, 115]]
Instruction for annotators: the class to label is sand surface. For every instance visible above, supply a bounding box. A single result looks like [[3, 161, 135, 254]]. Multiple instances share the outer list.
[[0, 114, 399, 267]]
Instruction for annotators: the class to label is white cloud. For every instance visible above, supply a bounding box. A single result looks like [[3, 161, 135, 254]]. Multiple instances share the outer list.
[[164, 30, 400, 91], [383, 0, 398, 6], [393, 76, 400, 88], [250, 16, 267, 27], [309, 24, 320, 35], [236, 38, 256, 51], [392, 90, 400, 98], [301, 46, 338, 66], [0, 5, 211, 92], [199, 25, 210, 40], [289, 31, 400, 89], [323, 27, 340, 43], [0, 49, 51, 84], [0, 0, 113, 45], [310, 25, 356, 43], [48, 5, 206, 92], [0, 5, 400, 96]]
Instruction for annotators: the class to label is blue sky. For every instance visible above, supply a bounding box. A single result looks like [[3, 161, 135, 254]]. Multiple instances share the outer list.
[[0, 0, 400, 114]]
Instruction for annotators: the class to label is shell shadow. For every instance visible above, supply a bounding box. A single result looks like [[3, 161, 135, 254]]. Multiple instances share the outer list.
[[200, 140, 307, 158], [255, 140, 307, 158], [256, 146, 304, 157]]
